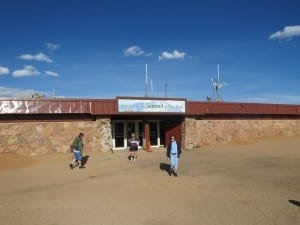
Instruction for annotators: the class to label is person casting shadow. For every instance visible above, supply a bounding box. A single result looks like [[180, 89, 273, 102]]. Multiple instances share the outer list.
[[69, 133, 86, 169], [166, 135, 182, 177]]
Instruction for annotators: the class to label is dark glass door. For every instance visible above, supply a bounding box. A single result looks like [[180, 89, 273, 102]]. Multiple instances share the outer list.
[[126, 122, 136, 140], [138, 122, 144, 147], [160, 121, 166, 147], [149, 122, 158, 145], [114, 122, 124, 147]]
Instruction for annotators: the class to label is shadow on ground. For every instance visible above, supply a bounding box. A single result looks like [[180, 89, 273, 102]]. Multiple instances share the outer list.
[[289, 199, 300, 207], [81, 155, 90, 166], [159, 163, 171, 176]]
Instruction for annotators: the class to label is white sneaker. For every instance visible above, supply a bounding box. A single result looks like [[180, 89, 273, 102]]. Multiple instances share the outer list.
[[133, 158, 136, 163], [130, 157, 134, 162]]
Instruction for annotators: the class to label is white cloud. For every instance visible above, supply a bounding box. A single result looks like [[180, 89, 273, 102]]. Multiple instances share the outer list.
[[12, 65, 40, 77], [45, 42, 60, 51], [19, 52, 53, 63], [0, 86, 37, 98], [124, 45, 144, 56], [0, 66, 10, 75], [0, 86, 60, 99], [45, 70, 59, 77], [269, 25, 300, 40], [158, 50, 186, 61]]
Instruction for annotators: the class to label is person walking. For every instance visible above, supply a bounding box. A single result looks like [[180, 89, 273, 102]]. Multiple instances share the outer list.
[[166, 135, 181, 177], [128, 132, 139, 163], [69, 132, 85, 169]]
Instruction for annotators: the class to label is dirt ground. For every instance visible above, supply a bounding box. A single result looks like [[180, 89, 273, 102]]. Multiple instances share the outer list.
[[0, 136, 299, 225]]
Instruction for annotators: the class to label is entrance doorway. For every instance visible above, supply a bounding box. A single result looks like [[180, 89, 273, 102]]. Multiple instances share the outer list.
[[112, 120, 161, 150]]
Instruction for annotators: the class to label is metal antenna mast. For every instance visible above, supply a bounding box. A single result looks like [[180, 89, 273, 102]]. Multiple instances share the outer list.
[[150, 78, 153, 96], [165, 80, 168, 98], [211, 64, 226, 102], [145, 64, 148, 97]]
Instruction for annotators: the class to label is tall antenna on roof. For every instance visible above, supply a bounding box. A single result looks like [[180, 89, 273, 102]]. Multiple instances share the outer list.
[[211, 64, 227, 102], [150, 78, 153, 96], [165, 80, 168, 98], [145, 64, 148, 97]]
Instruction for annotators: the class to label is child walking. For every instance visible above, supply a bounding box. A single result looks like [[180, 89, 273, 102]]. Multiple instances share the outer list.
[[128, 132, 139, 163]]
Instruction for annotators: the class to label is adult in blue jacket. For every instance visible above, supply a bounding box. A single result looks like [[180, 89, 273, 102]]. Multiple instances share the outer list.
[[166, 135, 182, 177]]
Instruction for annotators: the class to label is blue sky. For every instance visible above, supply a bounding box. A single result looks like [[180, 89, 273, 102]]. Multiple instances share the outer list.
[[0, 0, 299, 104]]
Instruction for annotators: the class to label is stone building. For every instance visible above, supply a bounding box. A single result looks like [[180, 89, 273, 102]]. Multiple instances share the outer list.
[[0, 97, 299, 155]]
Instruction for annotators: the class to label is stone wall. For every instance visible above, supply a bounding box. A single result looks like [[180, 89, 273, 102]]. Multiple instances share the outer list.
[[184, 118, 300, 149], [1, 117, 300, 154], [0, 118, 112, 155]]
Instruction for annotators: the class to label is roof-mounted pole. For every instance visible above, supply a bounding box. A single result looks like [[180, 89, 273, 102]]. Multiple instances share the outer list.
[[145, 64, 148, 97]]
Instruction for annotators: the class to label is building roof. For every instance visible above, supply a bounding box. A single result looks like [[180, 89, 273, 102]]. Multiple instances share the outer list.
[[0, 97, 299, 117]]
